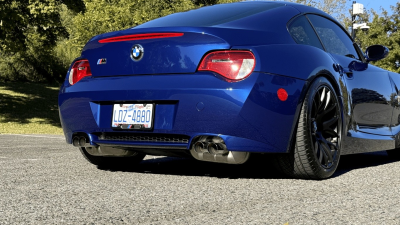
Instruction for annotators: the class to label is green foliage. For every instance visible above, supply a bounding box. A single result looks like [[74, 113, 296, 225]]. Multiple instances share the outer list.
[[0, 0, 200, 83], [192, 0, 217, 5], [216, 0, 240, 4], [52, 4, 81, 72], [69, 0, 196, 50], [0, 33, 66, 83], [0, 0, 67, 53], [61, 0, 85, 13], [287, 0, 348, 24], [1, 0, 399, 83], [355, 3, 400, 73], [0, 0, 69, 83], [192, 0, 241, 6], [62, 0, 243, 65]]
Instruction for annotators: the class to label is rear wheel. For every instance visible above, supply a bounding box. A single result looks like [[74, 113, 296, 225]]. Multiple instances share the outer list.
[[274, 77, 342, 179], [79, 147, 145, 168]]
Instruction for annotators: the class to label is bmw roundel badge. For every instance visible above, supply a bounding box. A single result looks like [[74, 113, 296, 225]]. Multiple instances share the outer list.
[[130, 44, 144, 61]]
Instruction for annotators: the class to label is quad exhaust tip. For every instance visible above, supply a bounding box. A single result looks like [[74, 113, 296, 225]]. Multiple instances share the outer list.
[[72, 135, 93, 148], [194, 141, 229, 155], [190, 136, 249, 164]]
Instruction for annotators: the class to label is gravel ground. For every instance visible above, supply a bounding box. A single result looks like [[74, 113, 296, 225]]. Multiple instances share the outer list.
[[1, 134, 400, 224]]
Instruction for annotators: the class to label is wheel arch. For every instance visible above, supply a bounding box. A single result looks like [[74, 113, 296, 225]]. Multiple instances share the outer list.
[[285, 70, 345, 154]]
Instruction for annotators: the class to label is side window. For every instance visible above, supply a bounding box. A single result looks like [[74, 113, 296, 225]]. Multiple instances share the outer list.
[[288, 16, 324, 50], [307, 14, 360, 59]]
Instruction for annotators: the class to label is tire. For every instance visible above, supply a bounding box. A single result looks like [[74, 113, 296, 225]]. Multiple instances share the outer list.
[[79, 147, 145, 168], [386, 149, 400, 160], [274, 77, 342, 179]]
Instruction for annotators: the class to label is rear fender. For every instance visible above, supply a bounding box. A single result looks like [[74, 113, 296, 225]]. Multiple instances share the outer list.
[[235, 44, 342, 153]]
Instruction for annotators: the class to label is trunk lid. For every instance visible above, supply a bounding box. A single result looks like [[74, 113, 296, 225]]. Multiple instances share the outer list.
[[81, 27, 230, 77]]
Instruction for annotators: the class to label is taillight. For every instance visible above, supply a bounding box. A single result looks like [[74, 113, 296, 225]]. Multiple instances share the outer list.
[[198, 50, 255, 81], [68, 59, 92, 85]]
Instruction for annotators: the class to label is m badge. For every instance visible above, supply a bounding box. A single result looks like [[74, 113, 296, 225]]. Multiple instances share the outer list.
[[97, 58, 107, 65]]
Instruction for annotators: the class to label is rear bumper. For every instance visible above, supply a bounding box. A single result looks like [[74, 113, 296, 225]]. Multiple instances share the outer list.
[[58, 72, 304, 153]]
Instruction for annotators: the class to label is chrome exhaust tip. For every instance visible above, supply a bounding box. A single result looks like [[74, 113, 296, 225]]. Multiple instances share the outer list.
[[207, 142, 218, 154], [214, 143, 229, 155], [194, 141, 206, 153], [190, 136, 249, 164], [72, 136, 80, 147], [79, 136, 87, 147], [72, 134, 96, 148]]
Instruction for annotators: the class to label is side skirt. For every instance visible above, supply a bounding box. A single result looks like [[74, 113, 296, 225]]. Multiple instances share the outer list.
[[341, 130, 395, 155]]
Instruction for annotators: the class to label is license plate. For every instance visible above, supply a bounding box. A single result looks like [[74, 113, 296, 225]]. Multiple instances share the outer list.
[[111, 103, 154, 130]]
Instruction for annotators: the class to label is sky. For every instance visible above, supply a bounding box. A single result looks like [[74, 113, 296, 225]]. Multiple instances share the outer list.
[[353, 0, 398, 15]]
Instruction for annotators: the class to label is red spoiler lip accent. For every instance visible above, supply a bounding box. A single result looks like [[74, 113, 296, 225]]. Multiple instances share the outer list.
[[98, 32, 184, 43]]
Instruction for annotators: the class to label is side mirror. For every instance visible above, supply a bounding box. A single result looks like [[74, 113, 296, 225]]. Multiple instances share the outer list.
[[365, 45, 389, 62]]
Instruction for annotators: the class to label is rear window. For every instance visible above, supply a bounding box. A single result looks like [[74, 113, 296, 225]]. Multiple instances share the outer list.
[[307, 14, 359, 59], [135, 2, 283, 28]]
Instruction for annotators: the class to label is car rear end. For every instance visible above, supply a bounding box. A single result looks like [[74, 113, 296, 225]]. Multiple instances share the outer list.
[[58, 2, 303, 164]]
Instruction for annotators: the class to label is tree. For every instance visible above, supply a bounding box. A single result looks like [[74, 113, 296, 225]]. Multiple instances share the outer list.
[[192, 0, 218, 5], [286, 0, 348, 23], [0, 0, 67, 53], [0, 0, 85, 82], [355, 2, 400, 73], [68, 0, 196, 50]]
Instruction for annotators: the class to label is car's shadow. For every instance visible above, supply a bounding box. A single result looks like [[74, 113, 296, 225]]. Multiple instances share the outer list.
[[98, 151, 397, 179], [333, 151, 395, 177]]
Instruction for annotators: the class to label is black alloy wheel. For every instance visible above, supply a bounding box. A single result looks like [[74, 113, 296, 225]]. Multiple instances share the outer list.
[[274, 77, 342, 179], [310, 84, 340, 169]]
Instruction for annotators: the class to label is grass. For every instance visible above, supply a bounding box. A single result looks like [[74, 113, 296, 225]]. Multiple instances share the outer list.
[[0, 82, 63, 134]]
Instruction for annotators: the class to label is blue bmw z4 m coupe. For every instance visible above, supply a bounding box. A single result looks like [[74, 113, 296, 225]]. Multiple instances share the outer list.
[[58, 1, 400, 179]]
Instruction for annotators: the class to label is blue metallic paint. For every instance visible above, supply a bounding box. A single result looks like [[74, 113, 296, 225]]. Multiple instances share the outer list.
[[59, 70, 304, 153], [59, 1, 400, 159], [84, 31, 229, 76]]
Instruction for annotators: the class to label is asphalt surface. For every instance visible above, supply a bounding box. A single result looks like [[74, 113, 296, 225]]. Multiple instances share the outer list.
[[1, 134, 400, 224]]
